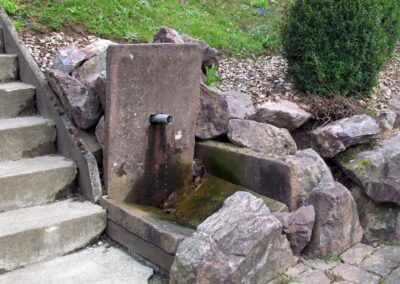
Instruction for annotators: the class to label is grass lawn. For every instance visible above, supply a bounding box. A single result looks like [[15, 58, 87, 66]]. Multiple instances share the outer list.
[[0, 0, 287, 57]]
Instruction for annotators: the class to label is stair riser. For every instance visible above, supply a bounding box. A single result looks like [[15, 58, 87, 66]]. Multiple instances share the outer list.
[[0, 167, 77, 212], [0, 55, 17, 82], [0, 87, 35, 118], [0, 122, 56, 161], [0, 212, 106, 271]]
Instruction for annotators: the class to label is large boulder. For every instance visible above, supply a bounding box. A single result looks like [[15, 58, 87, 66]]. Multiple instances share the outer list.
[[153, 26, 218, 69], [278, 148, 334, 210], [170, 192, 295, 284], [196, 83, 254, 139], [53, 46, 94, 74], [351, 186, 400, 244], [336, 134, 400, 206], [303, 182, 363, 257], [228, 119, 297, 155], [311, 114, 380, 158], [47, 69, 101, 129], [248, 100, 312, 131], [274, 205, 315, 255]]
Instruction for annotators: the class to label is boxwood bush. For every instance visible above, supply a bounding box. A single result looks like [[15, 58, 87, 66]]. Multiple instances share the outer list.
[[281, 0, 400, 97]]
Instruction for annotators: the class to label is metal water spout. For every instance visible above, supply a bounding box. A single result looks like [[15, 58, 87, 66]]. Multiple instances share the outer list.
[[149, 114, 175, 125]]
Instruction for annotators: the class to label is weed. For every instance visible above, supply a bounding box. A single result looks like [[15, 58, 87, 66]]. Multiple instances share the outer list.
[[276, 274, 298, 284], [325, 270, 344, 282], [354, 158, 372, 171], [204, 65, 221, 88], [324, 252, 343, 263]]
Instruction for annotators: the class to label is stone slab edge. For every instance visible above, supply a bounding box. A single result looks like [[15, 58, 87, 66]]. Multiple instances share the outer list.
[[101, 197, 194, 254], [0, 6, 102, 202], [107, 221, 174, 274]]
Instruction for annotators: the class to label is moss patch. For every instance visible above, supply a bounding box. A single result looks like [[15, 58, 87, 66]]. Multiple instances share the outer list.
[[169, 175, 286, 228], [336, 143, 375, 168]]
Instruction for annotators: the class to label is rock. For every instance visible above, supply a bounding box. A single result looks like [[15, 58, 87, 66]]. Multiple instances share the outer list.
[[340, 243, 376, 266], [378, 111, 400, 131], [337, 134, 400, 206], [53, 46, 94, 74], [85, 71, 107, 112], [227, 119, 297, 155], [95, 116, 105, 149], [359, 254, 397, 277], [170, 192, 295, 284], [274, 205, 315, 255], [295, 269, 331, 284], [374, 246, 400, 264], [329, 263, 380, 284], [303, 182, 363, 257], [386, 266, 400, 284], [389, 95, 400, 111], [311, 114, 380, 158], [84, 39, 115, 55], [279, 149, 334, 210], [302, 258, 338, 271], [47, 69, 101, 129], [153, 26, 218, 69], [196, 83, 254, 139], [350, 186, 400, 244], [152, 26, 184, 44], [249, 100, 312, 131]]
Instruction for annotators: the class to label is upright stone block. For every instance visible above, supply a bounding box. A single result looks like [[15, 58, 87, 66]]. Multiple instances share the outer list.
[[105, 44, 201, 206], [0, 27, 4, 53]]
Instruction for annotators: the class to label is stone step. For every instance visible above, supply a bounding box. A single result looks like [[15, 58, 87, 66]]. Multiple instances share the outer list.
[[0, 156, 77, 212], [0, 116, 56, 161], [0, 243, 154, 284], [0, 54, 18, 82], [0, 82, 36, 118], [0, 199, 106, 272]]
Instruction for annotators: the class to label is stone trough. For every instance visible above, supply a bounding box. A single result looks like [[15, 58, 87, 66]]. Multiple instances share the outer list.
[[101, 44, 293, 279]]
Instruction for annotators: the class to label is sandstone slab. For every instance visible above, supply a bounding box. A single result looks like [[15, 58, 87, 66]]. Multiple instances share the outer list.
[[105, 44, 201, 205], [195, 141, 334, 210], [249, 100, 312, 131], [330, 263, 380, 284], [228, 119, 297, 155], [0, 54, 17, 82], [359, 254, 397, 276], [95, 115, 105, 148], [386, 266, 400, 284], [170, 192, 294, 284], [0, 82, 35, 118], [303, 182, 363, 257], [311, 114, 380, 158], [47, 69, 101, 129], [340, 243, 376, 266], [196, 84, 254, 139], [296, 269, 331, 284]]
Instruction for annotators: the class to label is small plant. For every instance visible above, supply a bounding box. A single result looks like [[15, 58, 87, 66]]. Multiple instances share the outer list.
[[379, 276, 386, 284], [325, 270, 344, 282], [276, 274, 297, 284], [354, 158, 372, 171], [324, 252, 343, 263], [204, 65, 221, 88]]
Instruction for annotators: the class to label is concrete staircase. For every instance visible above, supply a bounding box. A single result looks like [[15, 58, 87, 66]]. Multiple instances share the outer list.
[[0, 47, 107, 272]]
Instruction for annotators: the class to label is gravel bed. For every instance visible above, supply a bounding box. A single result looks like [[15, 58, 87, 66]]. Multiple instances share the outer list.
[[20, 31, 400, 113]]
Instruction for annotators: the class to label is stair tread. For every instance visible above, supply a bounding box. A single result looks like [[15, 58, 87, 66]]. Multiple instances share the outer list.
[[0, 54, 17, 58], [0, 155, 74, 178], [0, 199, 105, 236], [0, 116, 54, 130], [0, 244, 153, 284], [0, 81, 35, 93]]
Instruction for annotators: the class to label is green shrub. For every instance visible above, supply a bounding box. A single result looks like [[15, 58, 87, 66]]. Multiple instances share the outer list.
[[281, 0, 400, 97]]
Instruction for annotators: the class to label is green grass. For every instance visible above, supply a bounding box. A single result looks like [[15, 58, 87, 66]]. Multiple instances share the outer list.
[[1, 0, 287, 57]]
